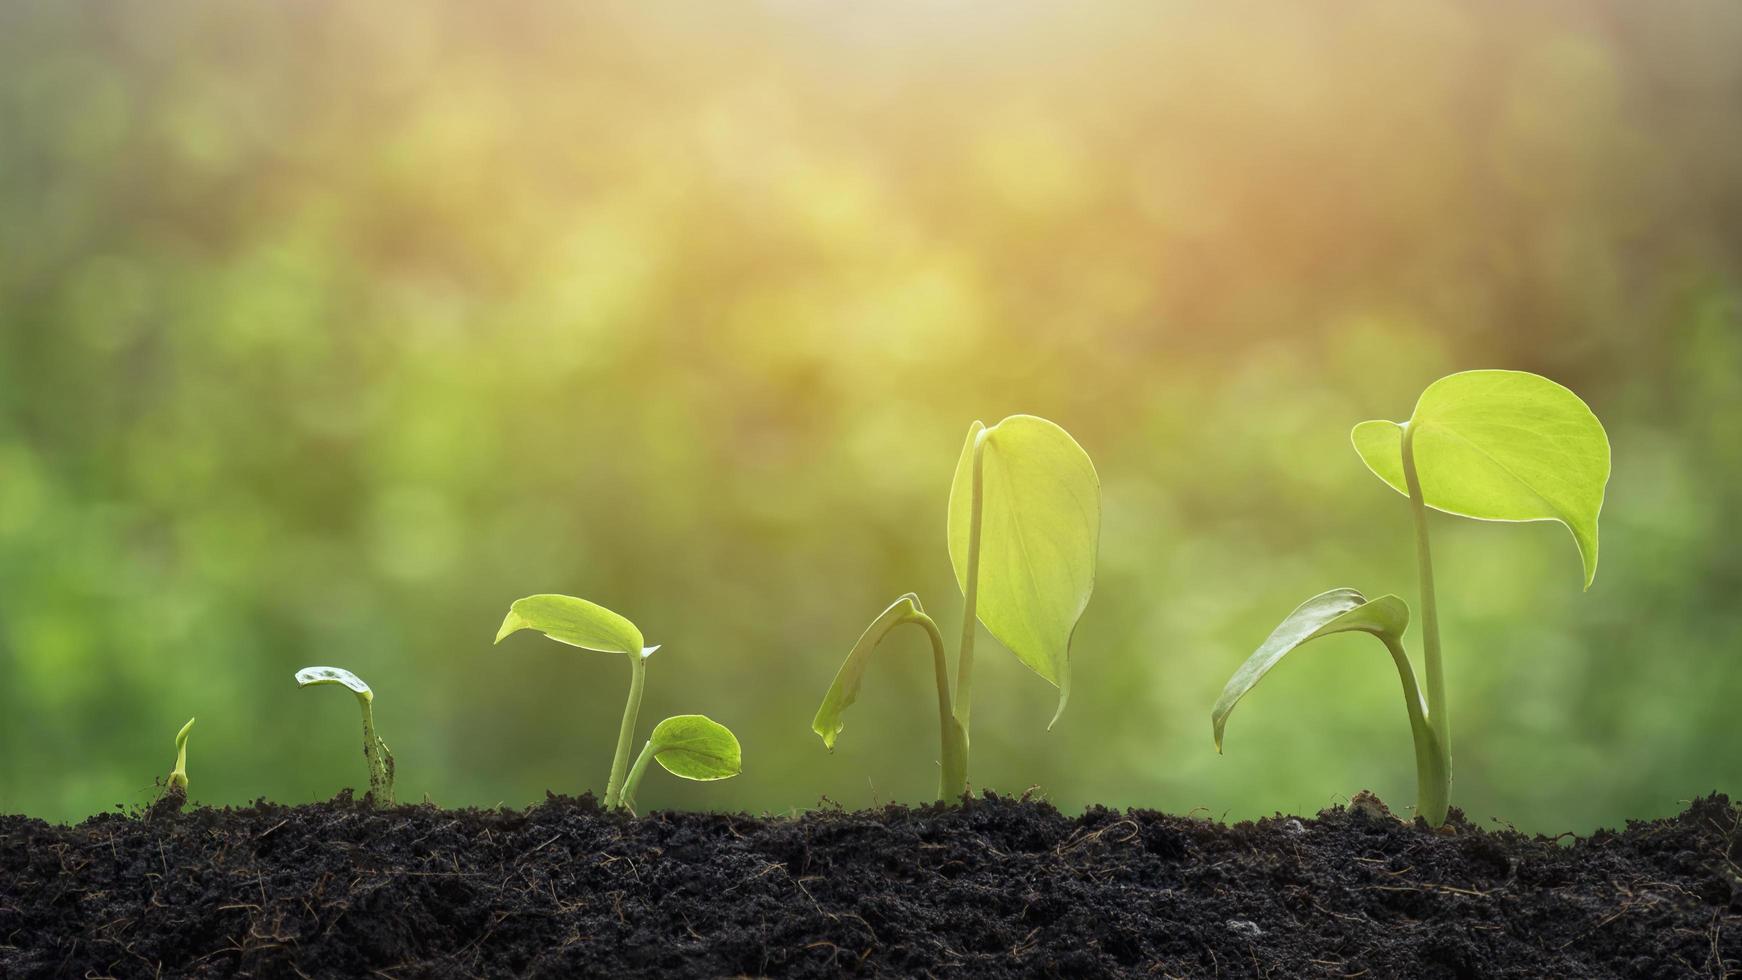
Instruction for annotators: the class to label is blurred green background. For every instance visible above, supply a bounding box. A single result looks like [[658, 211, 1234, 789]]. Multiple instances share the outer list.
[[2, 0, 1739, 833]]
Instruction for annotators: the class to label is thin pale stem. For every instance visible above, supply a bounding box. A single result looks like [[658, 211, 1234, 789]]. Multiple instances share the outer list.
[[359, 696, 394, 807], [603, 652, 647, 809], [620, 739, 656, 815], [1380, 633, 1449, 826], [952, 430, 988, 734], [908, 610, 968, 799], [1401, 426, 1448, 765]]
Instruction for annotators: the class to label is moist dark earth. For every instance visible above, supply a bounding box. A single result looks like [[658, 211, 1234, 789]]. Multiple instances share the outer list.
[[2, 792, 1738, 978]]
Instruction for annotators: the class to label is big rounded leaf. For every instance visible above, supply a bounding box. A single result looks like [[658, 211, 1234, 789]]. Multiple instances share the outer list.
[[947, 415, 1100, 725], [1351, 370, 1610, 588], [494, 594, 648, 656], [649, 714, 742, 781]]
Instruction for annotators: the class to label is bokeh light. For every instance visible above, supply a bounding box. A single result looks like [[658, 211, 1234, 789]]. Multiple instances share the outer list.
[[2, 0, 1739, 831]]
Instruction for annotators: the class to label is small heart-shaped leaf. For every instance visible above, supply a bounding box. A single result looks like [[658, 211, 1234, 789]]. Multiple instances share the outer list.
[[648, 714, 742, 781], [494, 594, 646, 655], [295, 666, 373, 700], [1213, 589, 1410, 751], [947, 415, 1100, 726], [1351, 370, 1610, 588]]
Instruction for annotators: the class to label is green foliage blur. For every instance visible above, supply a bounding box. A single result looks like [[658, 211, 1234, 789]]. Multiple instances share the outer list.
[[2, 0, 1739, 832]]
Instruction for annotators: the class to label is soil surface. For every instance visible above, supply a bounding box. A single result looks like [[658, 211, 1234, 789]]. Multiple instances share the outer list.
[[2, 791, 1737, 978]]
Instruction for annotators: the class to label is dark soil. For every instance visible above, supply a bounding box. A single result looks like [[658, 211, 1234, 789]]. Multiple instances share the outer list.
[[3, 791, 1738, 979]]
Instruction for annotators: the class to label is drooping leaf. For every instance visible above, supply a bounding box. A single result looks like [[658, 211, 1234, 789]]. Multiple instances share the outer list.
[[1212, 588, 1411, 751], [812, 594, 928, 750], [947, 415, 1100, 725], [648, 714, 742, 781], [1351, 370, 1610, 589], [494, 594, 647, 655], [295, 665, 373, 701]]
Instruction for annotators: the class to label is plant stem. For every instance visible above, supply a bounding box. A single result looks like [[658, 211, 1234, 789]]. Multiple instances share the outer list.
[[909, 610, 969, 799], [359, 697, 394, 807], [620, 739, 656, 815], [1401, 424, 1450, 822], [603, 651, 647, 809], [952, 429, 988, 738], [1381, 633, 1449, 826]]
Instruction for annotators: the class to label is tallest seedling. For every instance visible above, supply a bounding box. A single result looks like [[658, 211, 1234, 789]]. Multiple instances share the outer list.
[[813, 415, 1101, 800], [1212, 370, 1611, 826]]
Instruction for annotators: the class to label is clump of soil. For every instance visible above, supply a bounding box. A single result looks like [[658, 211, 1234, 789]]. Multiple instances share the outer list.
[[2, 791, 1737, 977]]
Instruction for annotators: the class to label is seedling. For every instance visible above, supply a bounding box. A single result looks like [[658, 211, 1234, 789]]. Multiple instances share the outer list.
[[495, 595, 743, 809], [619, 714, 742, 815], [169, 717, 195, 793], [148, 717, 197, 818], [295, 666, 395, 807], [813, 415, 1101, 800], [1213, 370, 1610, 826]]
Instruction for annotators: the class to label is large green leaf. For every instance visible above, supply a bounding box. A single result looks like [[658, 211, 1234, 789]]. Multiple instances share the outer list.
[[947, 415, 1100, 725], [648, 714, 742, 781], [1351, 370, 1610, 589], [1212, 588, 1410, 751], [494, 594, 648, 655], [812, 593, 928, 750]]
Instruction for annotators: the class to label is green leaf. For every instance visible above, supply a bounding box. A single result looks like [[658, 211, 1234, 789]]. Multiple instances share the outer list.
[[295, 665, 374, 701], [175, 717, 196, 753], [648, 714, 742, 781], [1351, 370, 1610, 588], [1212, 588, 1410, 751], [494, 594, 647, 655], [947, 415, 1100, 725], [812, 594, 927, 750]]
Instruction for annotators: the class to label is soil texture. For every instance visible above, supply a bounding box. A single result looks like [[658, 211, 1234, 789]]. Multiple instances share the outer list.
[[2, 791, 1738, 978]]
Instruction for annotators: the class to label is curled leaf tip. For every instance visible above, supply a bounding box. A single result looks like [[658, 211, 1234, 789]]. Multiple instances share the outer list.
[[1044, 673, 1070, 732]]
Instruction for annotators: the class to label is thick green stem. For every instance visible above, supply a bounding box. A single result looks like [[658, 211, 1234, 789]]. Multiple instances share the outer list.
[[909, 611, 969, 800], [1381, 633, 1449, 826], [603, 651, 647, 809], [952, 430, 988, 739], [620, 739, 657, 815]]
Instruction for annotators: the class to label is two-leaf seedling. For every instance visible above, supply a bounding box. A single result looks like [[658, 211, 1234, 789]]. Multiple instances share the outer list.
[[1213, 370, 1611, 826], [295, 666, 396, 807], [813, 415, 1101, 800], [495, 595, 742, 812]]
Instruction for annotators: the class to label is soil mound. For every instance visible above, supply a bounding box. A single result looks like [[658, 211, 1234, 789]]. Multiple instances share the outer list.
[[3, 792, 1737, 977]]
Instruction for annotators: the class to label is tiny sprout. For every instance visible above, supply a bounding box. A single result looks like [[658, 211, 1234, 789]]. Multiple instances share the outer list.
[[495, 594, 740, 811], [149, 716, 198, 818], [619, 714, 742, 815], [295, 666, 395, 807], [168, 717, 195, 793]]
